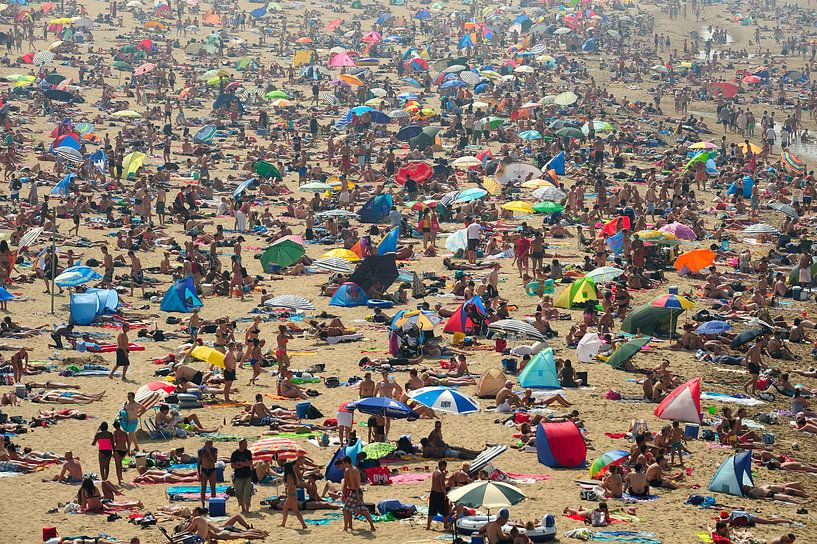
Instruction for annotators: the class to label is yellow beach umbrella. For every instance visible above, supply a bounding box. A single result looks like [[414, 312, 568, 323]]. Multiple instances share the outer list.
[[521, 178, 555, 189], [321, 248, 361, 262], [111, 110, 142, 118], [190, 346, 225, 368], [501, 201, 535, 214]]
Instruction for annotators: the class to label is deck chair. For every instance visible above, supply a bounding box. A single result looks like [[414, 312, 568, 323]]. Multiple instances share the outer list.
[[143, 417, 171, 440], [158, 526, 204, 544]]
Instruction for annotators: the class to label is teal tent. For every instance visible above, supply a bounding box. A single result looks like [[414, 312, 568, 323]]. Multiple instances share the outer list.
[[160, 277, 203, 313], [709, 452, 754, 497], [518, 348, 559, 388]]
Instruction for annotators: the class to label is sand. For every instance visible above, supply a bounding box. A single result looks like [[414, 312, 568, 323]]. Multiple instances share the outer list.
[[0, 0, 816, 542]]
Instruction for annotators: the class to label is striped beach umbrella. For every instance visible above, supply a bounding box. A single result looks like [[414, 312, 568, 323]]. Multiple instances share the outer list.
[[53, 146, 84, 164], [54, 265, 102, 287], [409, 386, 480, 415], [589, 450, 629, 478], [652, 294, 694, 310], [742, 223, 779, 235], [585, 266, 624, 283], [448, 481, 525, 509], [265, 294, 315, 311], [488, 318, 546, 341], [769, 202, 798, 219], [781, 151, 805, 174], [312, 257, 353, 273], [135, 381, 176, 403], [250, 437, 307, 461], [33, 50, 55, 66]]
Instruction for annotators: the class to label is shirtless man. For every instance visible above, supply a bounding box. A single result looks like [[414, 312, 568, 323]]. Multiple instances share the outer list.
[[358, 372, 375, 398], [427, 460, 450, 530], [128, 250, 145, 297], [484, 508, 512, 544], [122, 391, 146, 452], [174, 363, 212, 387], [109, 323, 131, 381], [744, 483, 808, 504], [602, 465, 624, 498], [376, 370, 402, 438], [222, 343, 237, 402], [623, 463, 649, 496], [48, 450, 83, 482], [340, 455, 376, 532], [645, 455, 680, 490], [101, 245, 114, 288], [743, 340, 765, 396], [496, 381, 523, 413], [187, 507, 269, 541]]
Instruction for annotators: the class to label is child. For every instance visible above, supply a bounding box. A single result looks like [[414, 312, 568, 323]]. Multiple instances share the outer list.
[[669, 420, 687, 466]]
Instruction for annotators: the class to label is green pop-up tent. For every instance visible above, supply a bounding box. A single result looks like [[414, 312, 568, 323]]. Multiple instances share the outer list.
[[621, 304, 679, 336]]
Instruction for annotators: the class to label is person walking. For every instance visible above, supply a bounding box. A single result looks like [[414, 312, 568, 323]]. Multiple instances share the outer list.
[[279, 461, 306, 529]]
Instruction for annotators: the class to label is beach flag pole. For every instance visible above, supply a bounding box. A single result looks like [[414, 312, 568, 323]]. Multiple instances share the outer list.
[[50, 208, 56, 315]]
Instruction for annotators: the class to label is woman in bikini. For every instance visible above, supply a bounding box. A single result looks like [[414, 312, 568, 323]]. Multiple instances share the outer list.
[[276, 325, 293, 372], [112, 420, 129, 485], [280, 461, 307, 529], [91, 422, 114, 482]]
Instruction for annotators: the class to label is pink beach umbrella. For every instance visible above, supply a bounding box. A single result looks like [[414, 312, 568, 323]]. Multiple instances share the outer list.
[[659, 222, 696, 241], [328, 52, 356, 68]]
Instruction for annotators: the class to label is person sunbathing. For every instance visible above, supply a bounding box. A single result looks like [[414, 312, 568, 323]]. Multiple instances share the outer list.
[[184, 507, 270, 541], [794, 414, 817, 433], [25, 381, 81, 390], [134, 468, 200, 484], [31, 390, 105, 404], [276, 370, 306, 399], [77, 478, 141, 513], [521, 389, 572, 408], [495, 381, 524, 413], [743, 483, 808, 503]]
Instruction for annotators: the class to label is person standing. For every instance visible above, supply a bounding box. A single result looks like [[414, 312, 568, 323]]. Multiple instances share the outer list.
[[466, 218, 481, 264], [223, 343, 237, 403], [120, 392, 145, 453], [340, 455, 376, 532], [230, 439, 253, 513], [112, 420, 128, 486], [198, 439, 218, 508], [426, 460, 450, 530], [91, 422, 114, 482], [109, 323, 130, 381], [280, 461, 306, 529]]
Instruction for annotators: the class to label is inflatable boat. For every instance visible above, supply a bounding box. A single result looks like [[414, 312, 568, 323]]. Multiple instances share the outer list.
[[455, 514, 556, 542]]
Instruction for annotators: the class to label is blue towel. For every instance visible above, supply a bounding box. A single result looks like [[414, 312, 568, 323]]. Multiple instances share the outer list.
[[169, 463, 198, 471], [166, 485, 230, 494], [621, 493, 659, 501]]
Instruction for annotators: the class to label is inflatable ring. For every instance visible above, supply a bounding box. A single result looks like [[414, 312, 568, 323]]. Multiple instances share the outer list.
[[456, 515, 556, 542], [366, 299, 394, 309]]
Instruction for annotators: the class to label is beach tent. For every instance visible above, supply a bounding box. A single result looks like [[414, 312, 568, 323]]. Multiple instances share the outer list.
[[443, 296, 487, 334], [69, 288, 120, 325], [329, 282, 368, 307], [518, 348, 559, 388], [160, 277, 203, 313], [325, 447, 346, 482], [358, 194, 393, 223], [708, 452, 754, 497], [477, 368, 507, 398], [654, 377, 702, 424], [377, 227, 399, 255], [621, 304, 678, 336], [553, 277, 597, 309], [726, 175, 753, 198], [536, 421, 586, 468], [348, 254, 399, 296]]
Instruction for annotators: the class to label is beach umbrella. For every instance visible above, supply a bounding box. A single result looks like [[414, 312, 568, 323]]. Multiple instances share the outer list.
[[781, 151, 805, 174], [730, 329, 766, 349], [111, 110, 141, 118], [193, 125, 217, 144], [488, 319, 545, 341], [532, 201, 564, 214], [361, 442, 396, 460], [409, 386, 480, 415], [54, 265, 102, 287], [742, 75, 761, 84], [265, 295, 315, 311], [586, 266, 624, 283], [581, 120, 613, 135], [454, 188, 487, 203], [606, 337, 650, 369], [659, 222, 696, 241], [135, 381, 175, 403], [348, 254, 398, 295], [339, 73, 364, 86], [189, 346, 226, 367], [522, 179, 554, 189], [232, 178, 255, 199], [513, 65, 534, 74], [452, 156, 482, 168], [391, 309, 442, 331], [519, 129, 542, 140], [736, 142, 761, 154], [250, 437, 306, 461], [260, 239, 305, 270], [53, 146, 83, 164], [589, 450, 629, 479], [347, 397, 419, 419], [768, 202, 797, 219], [33, 50, 54, 66], [0, 287, 16, 302], [501, 201, 535, 214], [134, 62, 156, 76], [264, 90, 289, 100], [315, 210, 358, 219], [312, 257, 353, 274], [532, 186, 566, 201], [696, 321, 732, 335], [300, 181, 333, 193], [635, 230, 679, 245], [396, 124, 423, 142], [652, 294, 694, 310], [320, 248, 361, 262], [708, 82, 738, 98], [688, 141, 718, 150], [576, 332, 603, 362], [742, 223, 779, 235], [554, 91, 578, 106], [674, 249, 715, 273], [555, 126, 584, 139], [270, 98, 293, 108], [448, 481, 525, 509]]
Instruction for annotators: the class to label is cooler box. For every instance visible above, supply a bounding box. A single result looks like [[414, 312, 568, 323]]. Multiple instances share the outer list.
[[208, 497, 226, 517], [296, 401, 311, 419], [684, 424, 700, 440], [495, 338, 507, 353]]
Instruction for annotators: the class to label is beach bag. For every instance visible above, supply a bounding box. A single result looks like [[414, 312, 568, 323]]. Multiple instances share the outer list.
[[604, 389, 621, 400], [377, 499, 417, 519], [365, 466, 391, 485], [325, 376, 340, 388]]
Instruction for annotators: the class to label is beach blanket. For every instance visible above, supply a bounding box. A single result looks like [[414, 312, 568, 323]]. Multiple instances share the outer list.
[[168, 491, 228, 502], [700, 392, 766, 406], [389, 472, 432, 484], [325, 333, 364, 344], [166, 484, 230, 494], [621, 493, 660, 501], [198, 433, 255, 442]]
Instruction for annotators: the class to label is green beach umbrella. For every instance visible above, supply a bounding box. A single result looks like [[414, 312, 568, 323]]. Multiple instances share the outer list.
[[605, 337, 650, 369], [260, 239, 305, 270], [533, 201, 564, 213], [361, 442, 396, 460], [255, 160, 282, 180]]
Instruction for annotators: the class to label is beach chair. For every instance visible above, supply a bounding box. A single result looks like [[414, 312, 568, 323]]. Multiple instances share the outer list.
[[158, 526, 204, 544], [143, 417, 171, 440]]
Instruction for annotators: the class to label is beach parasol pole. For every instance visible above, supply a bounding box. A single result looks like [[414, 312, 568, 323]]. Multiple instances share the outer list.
[[50, 208, 57, 315]]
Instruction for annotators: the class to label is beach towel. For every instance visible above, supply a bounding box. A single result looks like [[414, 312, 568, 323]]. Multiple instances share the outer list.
[[389, 472, 432, 484], [700, 392, 766, 406], [621, 493, 659, 501], [166, 485, 230, 495]]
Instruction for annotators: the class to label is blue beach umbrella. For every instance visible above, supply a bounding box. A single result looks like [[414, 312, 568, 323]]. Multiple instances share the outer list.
[[347, 397, 419, 419], [409, 386, 480, 414], [0, 287, 15, 301], [519, 130, 542, 140], [396, 124, 423, 141], [54, 265, 102, 287], [233, 178, 256, 198], [696, 320, 732, 335], [454, 188, 487, 202]]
